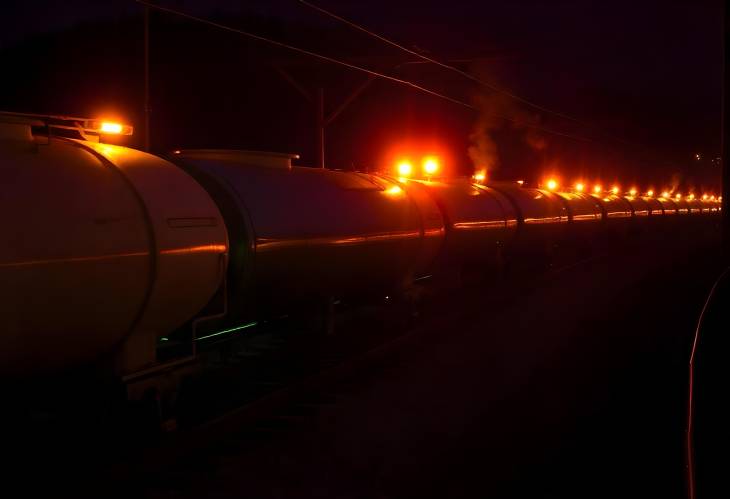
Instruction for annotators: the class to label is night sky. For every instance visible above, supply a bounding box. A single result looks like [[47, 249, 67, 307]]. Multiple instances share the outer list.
[[1, 0, 723, 191]]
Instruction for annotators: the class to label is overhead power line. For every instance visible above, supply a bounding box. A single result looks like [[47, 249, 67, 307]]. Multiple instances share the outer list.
[[135, 0, 598, 143], [296, 0, 677, 160], [297, 0, 586, 124]]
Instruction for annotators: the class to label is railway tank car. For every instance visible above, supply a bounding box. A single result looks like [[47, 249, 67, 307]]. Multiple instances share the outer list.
[[169, 149, 445, 316], [0, 115, 227, 377], [0, 111, 721, 398]]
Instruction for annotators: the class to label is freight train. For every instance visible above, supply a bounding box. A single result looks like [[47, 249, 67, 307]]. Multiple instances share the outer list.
[[0, 112, 721, 403]]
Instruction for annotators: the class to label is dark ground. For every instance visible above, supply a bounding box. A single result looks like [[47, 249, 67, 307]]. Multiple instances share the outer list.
[[5, 227, 722, 498], [121, 228, 723, 499]]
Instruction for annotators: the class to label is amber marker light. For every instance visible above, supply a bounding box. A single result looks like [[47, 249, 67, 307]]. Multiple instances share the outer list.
[[422, 156, 440, 176], [546, 179, 558, 191], [675, 193, 682, 200], [397, 160, 413, 177], [629, 188, 637, 196], [702, 194, 709, 200], [688, 193, 695, 200], [593, 185, 602, 194], [87, 120, 134, 135], [611, 186, 620, 195], [575, 182, 585, 192], [647, 190, 654, 197], [662, 191, 670, 198]]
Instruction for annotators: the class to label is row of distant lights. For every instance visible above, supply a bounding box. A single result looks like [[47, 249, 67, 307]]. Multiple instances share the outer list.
[[542, 179, 722, 203]]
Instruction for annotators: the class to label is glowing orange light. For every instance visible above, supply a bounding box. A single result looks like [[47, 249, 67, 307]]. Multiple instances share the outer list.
[[517, 180, 525, 185], [100, 122, 124, 134], [662, 191, 670, 198], [384, 185, 403, 196], [473, 169, 486, 183], [546, 179, 558, 191], [397, 160, 413, 177], [719, 196, 723, 202], [702, 194, 709, 200], [647, 190, 654, 197], [575, 182, 585, 192], [629, 188, 637, 196], [422, 157, 440, 176], [675, 193, 682, 200], [593, 185, 602, 194], [688, 193, 695, 200], [611, 186, 620, 195]]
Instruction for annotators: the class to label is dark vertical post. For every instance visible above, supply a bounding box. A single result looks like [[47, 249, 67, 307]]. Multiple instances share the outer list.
[[317, 88, 324, 168], [720, 2, 730, 260], [144, 6, 151, 152]]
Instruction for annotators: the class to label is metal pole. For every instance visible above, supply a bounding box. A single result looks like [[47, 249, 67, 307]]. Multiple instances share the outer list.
[[723, 0, 729, 258], [144, 6, 151, 152], [317, 88, 324, 168]]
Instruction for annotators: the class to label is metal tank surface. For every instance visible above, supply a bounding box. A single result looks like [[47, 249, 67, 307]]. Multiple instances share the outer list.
[[643, 197, 665, 216], [623, 196, 651, 218], [401, 178, 517, 266], [486, 182, 569, 259], [0, 118, 227, 376], [657, 196, 679, 215], [170, 150, 445, 310]]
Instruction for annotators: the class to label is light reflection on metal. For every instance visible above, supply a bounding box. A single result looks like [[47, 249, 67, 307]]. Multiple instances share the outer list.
[[196, 321, 258, 341], [160, 244, 227, 255], [452, 220, 507, 230], [0, 250, 149, 268], [256, 229, 423, 251]]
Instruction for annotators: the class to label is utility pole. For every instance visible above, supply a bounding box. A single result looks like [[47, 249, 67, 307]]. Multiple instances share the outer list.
[[144, 6, 151, 152], [316, 88, 324, 168], [274, 64, 374, 168]]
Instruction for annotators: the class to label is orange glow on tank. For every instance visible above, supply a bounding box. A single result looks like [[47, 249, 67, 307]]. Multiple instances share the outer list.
[[422, 157, 440, 176], [384, 185, 403, 196], [575, 182, 585, 192]]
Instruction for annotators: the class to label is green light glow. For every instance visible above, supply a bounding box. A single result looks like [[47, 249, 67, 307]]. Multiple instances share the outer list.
[[196, 321, 258, 341]]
